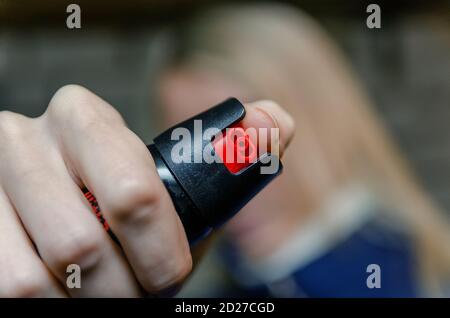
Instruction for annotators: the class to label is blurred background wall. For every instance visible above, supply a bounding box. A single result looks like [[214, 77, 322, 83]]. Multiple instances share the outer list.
[[0, 0, 449, 212]]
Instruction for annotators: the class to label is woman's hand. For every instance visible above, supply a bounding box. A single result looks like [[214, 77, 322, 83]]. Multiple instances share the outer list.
[[0, 85, 294, 297]]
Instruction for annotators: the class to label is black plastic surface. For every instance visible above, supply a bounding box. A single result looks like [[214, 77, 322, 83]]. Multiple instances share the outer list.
[[148, 98, 283, 242]]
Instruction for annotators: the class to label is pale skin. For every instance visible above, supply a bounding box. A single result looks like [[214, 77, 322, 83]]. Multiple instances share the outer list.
[[0, 84, 294, 297]]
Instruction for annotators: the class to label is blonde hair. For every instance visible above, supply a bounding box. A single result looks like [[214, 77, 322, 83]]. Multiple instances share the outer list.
[[165, 4, 450, 294]]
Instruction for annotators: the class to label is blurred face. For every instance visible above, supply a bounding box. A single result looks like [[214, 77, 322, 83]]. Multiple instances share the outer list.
[[158, 67, 305, 260], [158, 67, 251, 125]]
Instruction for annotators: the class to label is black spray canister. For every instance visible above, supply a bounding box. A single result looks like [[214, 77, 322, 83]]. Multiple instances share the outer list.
[[148, 98, 282, 243], [84, 98, 282, 245]]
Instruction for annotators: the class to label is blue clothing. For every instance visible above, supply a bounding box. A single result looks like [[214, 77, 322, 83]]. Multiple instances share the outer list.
[[221, 218, 420, 297]]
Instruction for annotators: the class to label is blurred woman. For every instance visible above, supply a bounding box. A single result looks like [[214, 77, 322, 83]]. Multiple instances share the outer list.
[[154, 4, 450, 297]]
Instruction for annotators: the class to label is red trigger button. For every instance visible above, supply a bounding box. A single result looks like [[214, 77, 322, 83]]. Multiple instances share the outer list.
[[212, 124, 258, 173]]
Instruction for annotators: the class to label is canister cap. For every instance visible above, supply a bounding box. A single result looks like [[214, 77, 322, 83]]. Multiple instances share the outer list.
[[152, 98, 283, 228]]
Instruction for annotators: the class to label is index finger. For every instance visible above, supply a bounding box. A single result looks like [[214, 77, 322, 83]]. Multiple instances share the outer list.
[[46, 85, 192, 294]]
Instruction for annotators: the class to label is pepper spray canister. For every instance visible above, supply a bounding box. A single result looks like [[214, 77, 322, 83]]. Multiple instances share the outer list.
[[84, 98, 282, 245], [147, 98, 282, 244]]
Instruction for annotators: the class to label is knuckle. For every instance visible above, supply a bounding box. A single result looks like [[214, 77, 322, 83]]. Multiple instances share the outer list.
[[3, 271, 50, 298], [46, 84, 123, 127], [143, 252, 193, 293], [0, 111, 29, 140], [44, 229, 104, 272], [50, 84, 92, 105], [0, 110, 19, 125], [106, 178, 163, 223], [47, 84, 94, 119]]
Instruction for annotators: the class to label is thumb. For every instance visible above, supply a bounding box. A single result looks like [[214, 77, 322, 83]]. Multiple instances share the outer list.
[[241, 100, 295, 157]]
